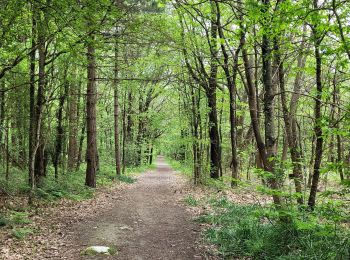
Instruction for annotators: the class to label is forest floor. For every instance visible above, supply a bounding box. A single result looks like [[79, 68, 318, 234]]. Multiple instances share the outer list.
[[0, 157, 217, 259]]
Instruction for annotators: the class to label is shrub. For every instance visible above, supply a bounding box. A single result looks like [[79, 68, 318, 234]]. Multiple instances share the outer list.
[[198, 200, 350, 259]]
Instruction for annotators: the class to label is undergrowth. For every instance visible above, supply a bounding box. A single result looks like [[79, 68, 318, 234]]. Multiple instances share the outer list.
[[0, 162, 154, 240], [198, 198, 350, 260], [0, 162, 154, 202]]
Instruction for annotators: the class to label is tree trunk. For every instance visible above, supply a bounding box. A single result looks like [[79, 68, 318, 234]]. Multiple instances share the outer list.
[[85, 34, 98, 188], [126, 90, 133, 142], [114, 35, 121, 176], [53, 81, 68, 179], [34, 9, 47, 185], [67, 82, 78, 170], [276, 40, 304, 205], [122, 90, 127, 174], [260, 0, 281, 206], [28, 1, 36, 189], [0, 82, 5, 164], [308, 10, 324, 209], [216, 1, 242, 186], [207, 0, 221, 179]]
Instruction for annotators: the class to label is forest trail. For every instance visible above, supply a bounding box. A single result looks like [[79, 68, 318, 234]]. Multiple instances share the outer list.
[[60, 157, 210, 260]]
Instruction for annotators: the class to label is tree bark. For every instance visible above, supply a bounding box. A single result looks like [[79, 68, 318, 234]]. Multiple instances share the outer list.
[[53, 79, 68, 179], [276, 38, 304, 205], [207, 0, 221, 179], [85, 34, 98, 188], [34, 6, 47, 185], [216, 0, 242, 186], [114, 34, 121, 176], [28, 1, 36, 189], [308, 5, 324, 209], [67, 82, 78, 170]]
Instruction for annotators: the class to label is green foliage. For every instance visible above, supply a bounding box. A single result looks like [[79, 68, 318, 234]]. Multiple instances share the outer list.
[[184, 195, 198, 206], [108, 246, 118, 256], [34, 168, 94, 202], [116, 175, 135, 184], [167, 158, 192, 178], [10, 212, 31, 225], [0, 215, 8, 227], [0, 161, 153, 203], [198, 199, 350, 259], [11, 228, 34, 239]]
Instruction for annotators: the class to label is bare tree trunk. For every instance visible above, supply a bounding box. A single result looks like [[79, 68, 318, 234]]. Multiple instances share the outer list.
[[308, 5, 324, 209], [76, 119, 85, 171], [260, 0, 281, 206], [122, 90, 127, 174], [53, 80, 68, 179], [5, 121, 9, 181], [34, 9, 47, 185], [126, 90, 133, 142], [85, 34, 98, 188], [28, 1, 36, 189], [114, 34, 121, 176], [67, 82, 78, 170], [207, 0, 221, 179], [276, 39, 304, 205], [190, 83, 201, 185], [215, 0, 242, 186], [0, 82, 5, 165]]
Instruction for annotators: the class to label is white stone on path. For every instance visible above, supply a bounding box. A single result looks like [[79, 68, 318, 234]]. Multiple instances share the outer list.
[[86, 246, 110, 254]]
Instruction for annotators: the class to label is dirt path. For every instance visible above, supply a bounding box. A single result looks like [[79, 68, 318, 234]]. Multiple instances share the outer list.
[[58, 157, 212, 259]]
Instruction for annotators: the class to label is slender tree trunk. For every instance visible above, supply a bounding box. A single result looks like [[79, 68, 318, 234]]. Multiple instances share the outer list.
[[0, 82, 5, 164], [207, 0, 221, 179], [276, 41, 304, 205], [67, 82, 78, 170], [190, 83, 201, 185], [85, 33, 98, 188], [76, 120, 85, 171], [53, 81, 68, 179], [29, 1, 36, 189], [114, 34, 121, 176], [260, 0, 281, 206], [34, 9, 46, 185], [216, 1, 242, 186], [5, 121, 9, 181], [122, 90, 127, 174], [126, 90, 133, 142], [308, 9, 324, 209]]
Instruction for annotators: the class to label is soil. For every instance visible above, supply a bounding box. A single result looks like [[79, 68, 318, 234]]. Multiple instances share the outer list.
[[0, 157, 216, 259], [61, 157, 211, 259]]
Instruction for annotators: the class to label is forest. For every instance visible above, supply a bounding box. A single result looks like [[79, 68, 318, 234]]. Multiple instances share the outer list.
[[0, 0, 349, 259]]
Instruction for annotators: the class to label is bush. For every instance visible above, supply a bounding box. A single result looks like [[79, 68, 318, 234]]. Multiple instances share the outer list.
[[116, 175, 135, 184], [0, 215, 8, 227], [198, 200, 350, 259]]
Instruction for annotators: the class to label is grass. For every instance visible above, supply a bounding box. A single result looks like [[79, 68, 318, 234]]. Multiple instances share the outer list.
[[0, 161, 155, 203], [10, 212, 32, 225], [184, 195, 199, 206], [166, 157, 232, 190], [197, 198, 350, 260], [0, 211, 35, 239], [166, 158, 192, 178], [11, 227, 34, 239], [116, 175, 135, 184]]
